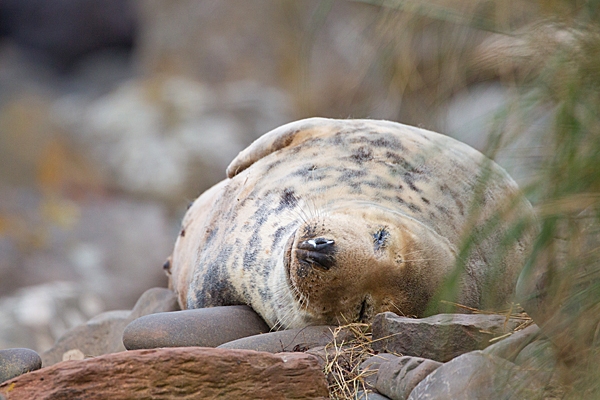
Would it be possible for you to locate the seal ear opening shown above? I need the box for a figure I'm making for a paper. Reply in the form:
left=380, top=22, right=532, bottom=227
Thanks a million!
left=226, top=117, right=336, bottom=178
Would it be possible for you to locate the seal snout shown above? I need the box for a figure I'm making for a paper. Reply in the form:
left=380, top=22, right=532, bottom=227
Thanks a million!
left=296, top=238, right=336, bottom=270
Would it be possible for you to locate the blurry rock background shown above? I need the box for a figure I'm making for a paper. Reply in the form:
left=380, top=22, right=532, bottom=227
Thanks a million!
left=0, top=0, right=558, bottom=353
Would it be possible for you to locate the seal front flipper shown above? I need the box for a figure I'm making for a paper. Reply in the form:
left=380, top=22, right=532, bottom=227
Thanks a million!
left=226, top=117, right=341, bottom=178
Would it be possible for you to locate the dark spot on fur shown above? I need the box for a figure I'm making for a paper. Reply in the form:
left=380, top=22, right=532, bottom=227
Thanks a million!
left=291, top=164, right=327, bottom=180
left=348, top=181, right=363, bottom=194
left=180, top=228, right=186, bottom=237
left=369, top=136, right=405, bottom=150
left=277, top=188, right=298, bottom=212
left=436, top=204, right=450, bottom=216
left=421, top=197, right=430, bottom=204
left=408, top=203, right=421, bottom=213
left=440, top=183, right=464, bottom=215
left=265, top=158, right=284, bottom=173
left=194, top=261, right=243, bottom=308
left=364, top=179, right=395, bottom=190
left=271, top=222, right=297, bottom=254
left=243, top=232, right=261, bottom=268
left=339, top=168, right=367, bottom=182
left=205, top=227, right=218, bottom=246
left=349, top=146, right=373, bottom=164
left=395, top=196, right=407, bottom=205
left=403, top=172, right=421, bottom=193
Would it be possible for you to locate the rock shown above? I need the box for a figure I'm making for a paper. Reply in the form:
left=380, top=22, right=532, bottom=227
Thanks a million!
left=407, top=351, right=543, bottom=399
left=359, top=353, right=400, bottom=387
left=372, top=312, right=522, bottom=362
left=218, top=325, right=350, bottom=353
left=0, top=187, right=174, bottom=313
left=514, top=339, right=557, bottom=386
left=375, top=356, right=443, bottom=400
left=483, top=323, right=540, bottom=361
left=0, top=348, right=41, bottom=384
left=357, top=390, right=391, bottom=399
left=128, top=287, right=180, bottom=319
left=0, top=281, right=104, bottom=353
left=58, top=76, right=291, bottom=203
left=42, top=287, right=179, bottom=366
left=0, top=347, right=329, bottom=399
left=123, top=306, right=269, bottom=349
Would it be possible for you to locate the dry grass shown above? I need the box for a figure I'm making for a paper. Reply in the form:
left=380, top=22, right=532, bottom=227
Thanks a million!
left=322, top=305, right=535, bottom=399
left=321, top=323, right=376, bottom=399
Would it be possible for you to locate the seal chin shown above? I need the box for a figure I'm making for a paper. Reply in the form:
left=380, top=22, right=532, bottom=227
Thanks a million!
left=280, top=209, right=460, bottom=326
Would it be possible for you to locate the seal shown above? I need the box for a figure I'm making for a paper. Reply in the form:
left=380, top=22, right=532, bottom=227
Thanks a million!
left=167, top=118, right=536, bottom=329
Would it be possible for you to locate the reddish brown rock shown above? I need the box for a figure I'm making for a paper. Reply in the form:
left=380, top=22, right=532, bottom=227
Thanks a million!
left=0, top=347, right=329, bottom=399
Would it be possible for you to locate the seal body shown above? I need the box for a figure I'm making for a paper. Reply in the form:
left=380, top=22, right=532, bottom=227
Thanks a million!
left=168, top=118, right=536, bottom=329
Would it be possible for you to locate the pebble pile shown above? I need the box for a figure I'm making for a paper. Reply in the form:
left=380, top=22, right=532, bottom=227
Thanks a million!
left=0, top=288, right=562, bottom=399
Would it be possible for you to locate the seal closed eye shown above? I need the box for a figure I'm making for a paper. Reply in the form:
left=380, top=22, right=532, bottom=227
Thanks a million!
left=168, top=118, right=537, bottom=329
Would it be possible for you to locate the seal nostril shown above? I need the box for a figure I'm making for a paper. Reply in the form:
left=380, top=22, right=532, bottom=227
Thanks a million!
left=298, top=238, right=335, bottom=253
left=296, top=237, right=336, bottom=270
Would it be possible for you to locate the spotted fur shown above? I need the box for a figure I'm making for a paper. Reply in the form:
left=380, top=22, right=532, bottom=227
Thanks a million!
left=168, top=118, right=536, bottom=329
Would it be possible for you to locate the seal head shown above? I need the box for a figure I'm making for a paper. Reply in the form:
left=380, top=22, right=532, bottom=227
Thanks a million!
left=282, top=206, right=458, bottom=327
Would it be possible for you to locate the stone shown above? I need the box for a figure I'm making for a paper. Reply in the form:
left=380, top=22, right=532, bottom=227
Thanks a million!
left=0, top=348, right=41, bottom=384
left=372, top=312, right=522, bottom=362
left=357, top=390, right=391, bottom=399
left=359, top=353, right=400, bottom=387
left=123, top=306, right=269, bottom=349
left=376, top=356, right=443, bottom=400
left=61, top=76, right=291, bottom=203
left=514, top=339, right=558, bottom=386
left=407, top=351, right=544, bottom=400
left=483, top=323, right=540, bottom=361
left=0, top=187, right=174, bottom=316
left=0, top=347, right=329, bottom=399
left=42, top=287, right=179, bottom=366
left=0, top=281, right=104, bottom=353
left=128, top=287, right=180, bottom=319
left=218, top=325, right=351, bottom=353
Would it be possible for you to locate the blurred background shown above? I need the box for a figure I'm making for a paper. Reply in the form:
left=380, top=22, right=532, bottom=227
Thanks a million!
left=0, top=1, right=598, bottom=384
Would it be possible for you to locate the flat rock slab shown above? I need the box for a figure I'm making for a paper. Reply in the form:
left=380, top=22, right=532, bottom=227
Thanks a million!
left=408, top=351, right=543, bottom=399
left=373, top=312, right=523, bottom=362
left=42, top=287, right=180, bottom=367
left=0, top=348, right=41, bottom=384
left=217, top=325, right=350, bottom=353
left=359, top=353, right=400, bottom=387
left=376, top=356, right=443, bottom=400
left=0, top=347, right=329, bottom=399
left=123, top=306, right=270, bottom=349
left=483, top=323, right=540, bottom=361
